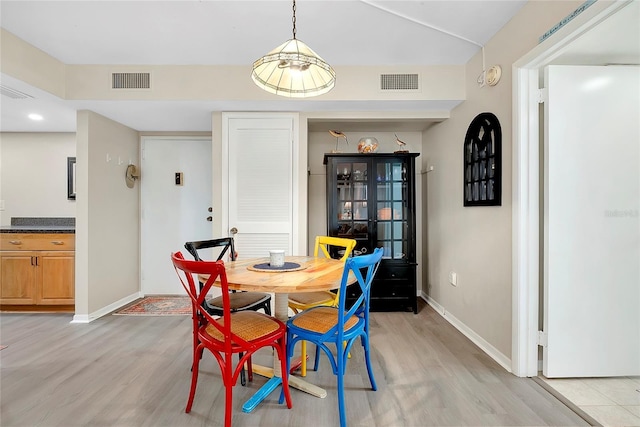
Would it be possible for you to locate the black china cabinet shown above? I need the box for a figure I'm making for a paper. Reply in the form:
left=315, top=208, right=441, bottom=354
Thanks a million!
left=323, top=152, right=419, bottom=313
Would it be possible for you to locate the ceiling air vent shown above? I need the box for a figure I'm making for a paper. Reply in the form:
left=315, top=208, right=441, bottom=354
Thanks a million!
left=112, top=72, right=151, bottom=89
left=380, top=74, right=419, bottom=91
left=0, top=84, right=34, bottom=99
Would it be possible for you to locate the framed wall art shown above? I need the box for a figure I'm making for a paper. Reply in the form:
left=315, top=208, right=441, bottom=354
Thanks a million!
left=463, top=113, right=502, bottom=206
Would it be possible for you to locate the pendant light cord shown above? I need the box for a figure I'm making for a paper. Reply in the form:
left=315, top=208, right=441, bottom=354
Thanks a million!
left=292, top=0, right=297, bottom=39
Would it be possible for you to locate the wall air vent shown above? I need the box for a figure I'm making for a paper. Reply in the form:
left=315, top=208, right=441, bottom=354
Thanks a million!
left=112, top=72, right=151, bottom=89
left=380, top=74, right=419, bottom=91
left=0, top=85, right=34, bottom=99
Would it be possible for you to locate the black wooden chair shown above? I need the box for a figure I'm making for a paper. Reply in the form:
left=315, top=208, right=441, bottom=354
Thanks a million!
left=184, top=237, right=272, bottom=385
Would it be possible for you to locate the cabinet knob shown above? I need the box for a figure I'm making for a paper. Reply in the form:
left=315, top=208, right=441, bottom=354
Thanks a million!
left=206, top=216, right=213, bottom=222
left=51, top=241, right=65, bottom=245
left=9, top=240, right=22, bottom=245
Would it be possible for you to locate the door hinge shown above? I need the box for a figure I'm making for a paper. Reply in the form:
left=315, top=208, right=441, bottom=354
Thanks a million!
left=537, top=88, right=548, bottom=104
left=537, top=330, right=548, bottom=347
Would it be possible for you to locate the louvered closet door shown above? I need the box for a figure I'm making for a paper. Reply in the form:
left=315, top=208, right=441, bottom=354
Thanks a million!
left=227, top=117, right=293, bottom=258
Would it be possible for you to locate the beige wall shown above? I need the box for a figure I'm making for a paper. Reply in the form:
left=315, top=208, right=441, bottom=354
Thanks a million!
left=0, top=29, right=66, bottom=98
left=422, top=0, right=585, bottom=360
left=65, top=64, right=464, bottom=103
left=0, top=132, right=76, bottom=225
left=75, top=111, right=140, bottom=318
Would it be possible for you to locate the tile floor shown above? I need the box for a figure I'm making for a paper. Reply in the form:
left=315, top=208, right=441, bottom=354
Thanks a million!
left=540, top=376, right=640, bottom=427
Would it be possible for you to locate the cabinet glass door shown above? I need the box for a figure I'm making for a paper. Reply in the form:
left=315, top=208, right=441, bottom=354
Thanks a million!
left=375, top=160, right=408, bottom=260
left=333, top=161, right=369, bottom=252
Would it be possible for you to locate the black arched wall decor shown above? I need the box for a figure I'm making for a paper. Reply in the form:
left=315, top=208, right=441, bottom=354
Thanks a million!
left=463, top=112, right=502, bottom=206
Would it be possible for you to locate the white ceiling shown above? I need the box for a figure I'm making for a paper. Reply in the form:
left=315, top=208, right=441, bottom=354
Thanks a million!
left=1, top=0, right=638, bottom=133
left=1, top=0, right=527, bottom=66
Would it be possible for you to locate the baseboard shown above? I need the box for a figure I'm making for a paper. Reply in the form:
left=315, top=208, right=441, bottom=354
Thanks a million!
left=71, top=291, right=143, bottom=323
left=421, top=293, right=512, bottom=373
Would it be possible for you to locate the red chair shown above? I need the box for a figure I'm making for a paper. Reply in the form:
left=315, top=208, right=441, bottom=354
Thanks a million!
left=185, top=237, right=271, bottom=385
left=171, top=252, right=292, bottom=427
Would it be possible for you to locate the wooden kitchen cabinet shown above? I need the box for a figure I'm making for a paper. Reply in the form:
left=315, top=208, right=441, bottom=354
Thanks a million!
left=0, top=233, right=75, bottom=307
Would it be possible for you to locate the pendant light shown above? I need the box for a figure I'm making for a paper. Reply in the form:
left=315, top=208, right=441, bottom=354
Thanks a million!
left=251, top=0, right=335, bottom=98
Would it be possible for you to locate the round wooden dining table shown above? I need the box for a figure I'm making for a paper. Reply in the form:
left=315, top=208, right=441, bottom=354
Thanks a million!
left=202, top=255, right=354, bottom=413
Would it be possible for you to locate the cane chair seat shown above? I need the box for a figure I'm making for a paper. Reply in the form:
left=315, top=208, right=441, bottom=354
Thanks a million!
left=289, top=306, right=359, bottom=334
left=204, top=311, right=282, bottom=343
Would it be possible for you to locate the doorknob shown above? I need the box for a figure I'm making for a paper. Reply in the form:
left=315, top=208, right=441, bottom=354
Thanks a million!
left=230, top=227, right=238, bottom=234
left=207, top=216, right=212, bottom=222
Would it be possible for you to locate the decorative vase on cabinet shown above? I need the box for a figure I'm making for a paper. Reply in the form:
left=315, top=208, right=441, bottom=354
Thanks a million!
left=324, top=152, right=419, bottom=313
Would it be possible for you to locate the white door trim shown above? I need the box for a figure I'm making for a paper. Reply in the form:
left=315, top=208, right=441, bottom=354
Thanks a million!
left=511, top=0, right=631, bottom=377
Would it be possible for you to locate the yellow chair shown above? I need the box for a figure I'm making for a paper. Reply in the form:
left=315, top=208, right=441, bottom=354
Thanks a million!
left=288, top=236, right=356, bottom=376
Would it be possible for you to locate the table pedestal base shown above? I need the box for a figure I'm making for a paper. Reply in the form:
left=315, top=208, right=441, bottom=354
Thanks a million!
left=242, top=376, right=283, bottom=413
left=244, top=362, right=327, bottom=412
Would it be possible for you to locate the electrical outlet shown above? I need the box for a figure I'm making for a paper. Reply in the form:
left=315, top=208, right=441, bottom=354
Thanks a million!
left=449, top=271, right=457, bottom=286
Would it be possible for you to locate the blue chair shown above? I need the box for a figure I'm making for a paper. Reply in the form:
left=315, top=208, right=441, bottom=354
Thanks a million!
left=284, top=247, right=383, bottom=427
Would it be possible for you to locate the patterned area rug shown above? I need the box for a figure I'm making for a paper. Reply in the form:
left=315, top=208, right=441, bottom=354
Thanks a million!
left=114, top=296, right=191, bottom=316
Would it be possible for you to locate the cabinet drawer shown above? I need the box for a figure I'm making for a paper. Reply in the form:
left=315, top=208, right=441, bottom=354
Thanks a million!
left=346, top=279, right=414, bottom=299
left=374, top=265, right=414, bottom=281
left=371, top=280, right=414, bottom=298
left=1, top=234, right=75, bottom=251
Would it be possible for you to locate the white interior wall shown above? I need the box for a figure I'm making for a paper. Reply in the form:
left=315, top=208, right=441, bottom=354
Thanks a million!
left=0, top=132, right=75, bottom=225
left=74, top=110, right=140, bottom=320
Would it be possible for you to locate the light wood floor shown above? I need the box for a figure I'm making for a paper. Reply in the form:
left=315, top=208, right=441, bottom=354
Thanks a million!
left=0, top=300, right=590, bottom=426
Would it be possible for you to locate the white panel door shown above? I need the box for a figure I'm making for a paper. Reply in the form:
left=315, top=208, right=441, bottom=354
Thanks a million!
left=141, top=137, right=212, bottom=294
left=226, top=117, right=293, bottom=258
left=543, top=65, right=640, bottom=377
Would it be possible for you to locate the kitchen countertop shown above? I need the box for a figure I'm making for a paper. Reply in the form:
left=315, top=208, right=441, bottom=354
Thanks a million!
left=1, top=225, right=75, bottom=234
left=1, top=217, right=75, bottom=234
